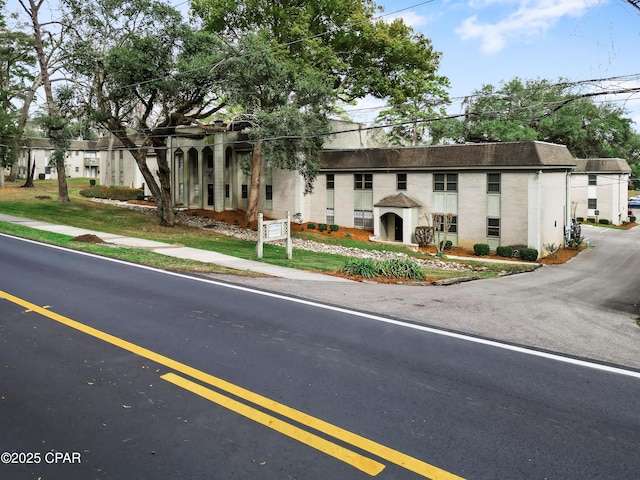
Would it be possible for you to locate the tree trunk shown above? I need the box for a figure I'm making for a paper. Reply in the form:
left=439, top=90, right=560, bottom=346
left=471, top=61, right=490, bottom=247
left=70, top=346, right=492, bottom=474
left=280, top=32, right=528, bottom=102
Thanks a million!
left=153, top=146, right=176, bottom=227
left=56, top=161, right=70, bottom=203
left=245, top=140, right=263, bottom=226
left=131, top=149, right=176, bottom=227
left=22, top=150, right=35, bottom=187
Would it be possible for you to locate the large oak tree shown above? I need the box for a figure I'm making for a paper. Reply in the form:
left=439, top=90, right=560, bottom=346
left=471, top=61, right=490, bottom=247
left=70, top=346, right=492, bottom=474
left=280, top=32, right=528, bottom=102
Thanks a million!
left=192, top=0, right=449, bottom=223
left=60, top=0, right=227, bottom=226
left=429, top=77, right=634, bottom=159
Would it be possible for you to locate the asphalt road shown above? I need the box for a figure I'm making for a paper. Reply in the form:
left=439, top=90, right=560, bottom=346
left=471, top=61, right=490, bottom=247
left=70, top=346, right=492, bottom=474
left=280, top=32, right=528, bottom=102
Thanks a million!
left=1, top=232, right=639, bottom=479
left=225, top=223, right=640, bottom=370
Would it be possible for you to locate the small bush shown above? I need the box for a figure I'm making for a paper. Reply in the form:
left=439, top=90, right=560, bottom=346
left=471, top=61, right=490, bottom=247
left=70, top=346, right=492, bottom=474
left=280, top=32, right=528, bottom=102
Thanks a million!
left=342, top=258, right=378, bottom=278
left=342, top=258, right=425, bottom=281
left=630, top=215, right=637, bottom=223
left=89, top=179, right=97, bottom=187
left=329, top=224, right=339, bottom=232
left=496, top=246, right=513, bottom=258
left=576, top=217, right=584, bottom=222
left=80, top=186, right=144, bottom=201
left=519, top=247, right=539, bottom=261
left=474, top=243, right=490, bottom=256
left=586, top=217, right=596, bottom=224
left=567, top=236, right=583, bottom=250
left=38, top=173, right=46, bottom=180
left=377, top=258, right=425, bottom=281
left=598, top=219, right=610, bottom=225
left=307, top=223, right=316, bottom=230
left=439, top=240, right=453, bottom=251
left=318, top=223, right=328, bottom=232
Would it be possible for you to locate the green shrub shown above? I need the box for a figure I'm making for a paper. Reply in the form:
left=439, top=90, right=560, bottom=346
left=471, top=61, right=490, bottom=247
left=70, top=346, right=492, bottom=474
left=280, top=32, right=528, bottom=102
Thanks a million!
left=318, top=223, right=327, bottom=232
left=576, top=217, right=584, bottom=222
left=630, top=215, right=637, bottom=223
left=341, top=258, right=378, bottom=278
left=474, top=243, right=490, bottom=256
left=586, top=217, right=596, bottom=223
left=89, top=179, right=96, bottom=187
left=329, top=224, right=339, bottom=232
left=342, top=258, right=425, bottom=281
left=307, top=223, right=316, bottom=230
left=38, top=173, right=46, bottom=180
left=439, top=240, right=452, bottom=251
left=520, top=247, right=539, bottom=261
left=80, top=186, right=144, bottom=201
left=377, top=259, right=425, bottom=281
left=496, top=246, right=513, bottom=258
left=598, top=219, right=610, bottom=225
left=567, top=236, right=583, bottom=250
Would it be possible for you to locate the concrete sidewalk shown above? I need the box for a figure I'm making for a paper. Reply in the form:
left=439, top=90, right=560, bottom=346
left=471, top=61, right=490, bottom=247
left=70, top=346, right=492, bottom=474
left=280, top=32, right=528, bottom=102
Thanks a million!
left=0, top=213, right=354, bottom=282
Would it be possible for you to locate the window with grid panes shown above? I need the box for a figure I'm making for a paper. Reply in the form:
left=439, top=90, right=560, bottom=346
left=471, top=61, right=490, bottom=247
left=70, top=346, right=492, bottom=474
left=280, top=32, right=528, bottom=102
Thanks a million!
left=487, top=217, right=500, bottom=237
left=588, top=174, right=597, bottom=186
left=397, top=173, right=407, bottom=190
left=354, top=173, right=372, bottom=190
left=588, top=198, right=597, bottom=209
left=487, top=173, right=501, bottom=193
left=434, top=173, right=457, bottom=191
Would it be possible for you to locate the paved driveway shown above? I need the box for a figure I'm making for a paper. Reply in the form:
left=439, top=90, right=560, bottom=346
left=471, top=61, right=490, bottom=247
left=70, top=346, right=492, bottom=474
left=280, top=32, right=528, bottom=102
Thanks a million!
left=219, top=224, right=640, bottom=370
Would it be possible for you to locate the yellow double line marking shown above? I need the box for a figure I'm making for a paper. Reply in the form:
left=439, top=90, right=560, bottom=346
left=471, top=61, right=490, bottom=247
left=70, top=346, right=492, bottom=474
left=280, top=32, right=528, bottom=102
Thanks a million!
left=1, top=289, right=464, bottom=479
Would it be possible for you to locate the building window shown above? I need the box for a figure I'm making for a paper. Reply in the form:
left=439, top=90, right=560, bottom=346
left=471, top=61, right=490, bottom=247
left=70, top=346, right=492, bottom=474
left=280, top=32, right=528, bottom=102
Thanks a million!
left=241, top=184, right=248, bottom=199
left=326, top=208, right=335, bottom=224
left=266, top=184, right=273, bottom=201
left=434, top=173, right=457, bottom=192
left=487, top=217, right=500, bottom=237
left=225, top=184, right=230, bottom=198
left=354, top=173, right=372, bottom=190
left=588, top=198, right=597, bottom=209
left=326, top=174, right=334, bottom=190
left=487, top=173, right=501, bottom=193
left=588, top=174, right=597, bottom=186
left=75, top=166, right=80, bottom=173
left=434, top=215, right=457, bottom=234
left=354, top=209, right=373, bottom=229
left=397, top=173, right=407, bottom=190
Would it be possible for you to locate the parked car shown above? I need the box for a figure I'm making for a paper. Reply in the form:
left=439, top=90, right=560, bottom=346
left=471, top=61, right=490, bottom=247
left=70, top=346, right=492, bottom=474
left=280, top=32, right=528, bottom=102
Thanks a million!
left=629, top=198, right=640, bottom=208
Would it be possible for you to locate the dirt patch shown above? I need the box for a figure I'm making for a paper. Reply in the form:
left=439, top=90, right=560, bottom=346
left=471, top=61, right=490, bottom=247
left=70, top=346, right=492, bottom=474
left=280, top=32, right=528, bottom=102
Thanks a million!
left=70, top=234, right=105, bottom=243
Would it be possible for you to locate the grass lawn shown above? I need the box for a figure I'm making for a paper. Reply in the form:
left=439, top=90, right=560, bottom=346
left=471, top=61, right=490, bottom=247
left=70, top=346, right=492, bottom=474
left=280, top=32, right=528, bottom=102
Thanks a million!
left=0, top=178, right=531, bottom=282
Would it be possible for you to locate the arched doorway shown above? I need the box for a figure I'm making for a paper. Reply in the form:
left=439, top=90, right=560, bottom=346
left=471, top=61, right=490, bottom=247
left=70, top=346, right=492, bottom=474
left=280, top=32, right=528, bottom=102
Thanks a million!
left=187, top=148, right=199, bottom=208
left=380, top=212, right=404, bottom=242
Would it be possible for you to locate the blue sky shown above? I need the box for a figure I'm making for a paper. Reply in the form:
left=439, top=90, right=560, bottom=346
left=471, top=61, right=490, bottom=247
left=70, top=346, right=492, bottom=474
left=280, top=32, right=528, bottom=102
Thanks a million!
left=349, top=0, right=640, bottom=130
left=6, top=0, right=639, bottom=131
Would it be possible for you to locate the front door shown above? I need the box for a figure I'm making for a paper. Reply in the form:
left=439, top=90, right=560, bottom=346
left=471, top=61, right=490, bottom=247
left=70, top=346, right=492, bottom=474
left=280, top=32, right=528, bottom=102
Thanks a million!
left=394, top=215, right=403, bottom=242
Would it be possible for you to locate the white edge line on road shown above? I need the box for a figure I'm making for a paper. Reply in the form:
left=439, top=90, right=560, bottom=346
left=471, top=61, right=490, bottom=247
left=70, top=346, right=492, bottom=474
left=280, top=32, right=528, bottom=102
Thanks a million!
left=3, top=232, right=640, bottom=380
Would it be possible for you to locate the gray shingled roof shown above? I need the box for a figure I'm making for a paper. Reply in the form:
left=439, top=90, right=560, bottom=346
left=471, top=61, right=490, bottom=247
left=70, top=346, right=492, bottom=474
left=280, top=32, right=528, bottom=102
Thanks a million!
left=320, top=141, right=576, bottom=171
left=573, top=158, right=631, bottom=173
left=374, top=193, right=422, bottom=208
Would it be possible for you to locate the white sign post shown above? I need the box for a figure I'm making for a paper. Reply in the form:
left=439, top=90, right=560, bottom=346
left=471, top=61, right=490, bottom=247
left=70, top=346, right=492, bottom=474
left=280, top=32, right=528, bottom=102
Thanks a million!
left=256, top=212, right=292, bottom=259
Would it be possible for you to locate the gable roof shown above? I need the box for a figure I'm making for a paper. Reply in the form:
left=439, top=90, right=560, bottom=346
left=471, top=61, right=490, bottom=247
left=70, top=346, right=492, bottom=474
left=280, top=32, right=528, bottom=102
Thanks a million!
left=374, top=193, right=421, bottom=208
left=573, top=158, right=631, bottom=174
left=319, top=141, right=576, bottom=171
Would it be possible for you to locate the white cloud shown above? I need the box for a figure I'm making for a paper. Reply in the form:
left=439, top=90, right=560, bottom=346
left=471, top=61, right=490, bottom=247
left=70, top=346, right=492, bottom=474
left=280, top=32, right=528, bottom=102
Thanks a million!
left=456, top=0, right=603, bottom=54
left=383, top=11, right=432, bottom=29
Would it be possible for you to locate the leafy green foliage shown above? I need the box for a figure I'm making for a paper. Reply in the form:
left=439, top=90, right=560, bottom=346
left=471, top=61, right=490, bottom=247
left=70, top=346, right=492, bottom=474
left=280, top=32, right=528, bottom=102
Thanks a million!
left=474, top=244, right=490, bottom=256
left=519, top=248, right=539, bottom=261
left=496, top=246, right=513, bottom=258
left=341, top=257, right=425, bottom=280
left=430, top=77, right=634, bottom=159
left=377, top=258, right=425, bottom=280
left=342, top=258, right=379, bottom=278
